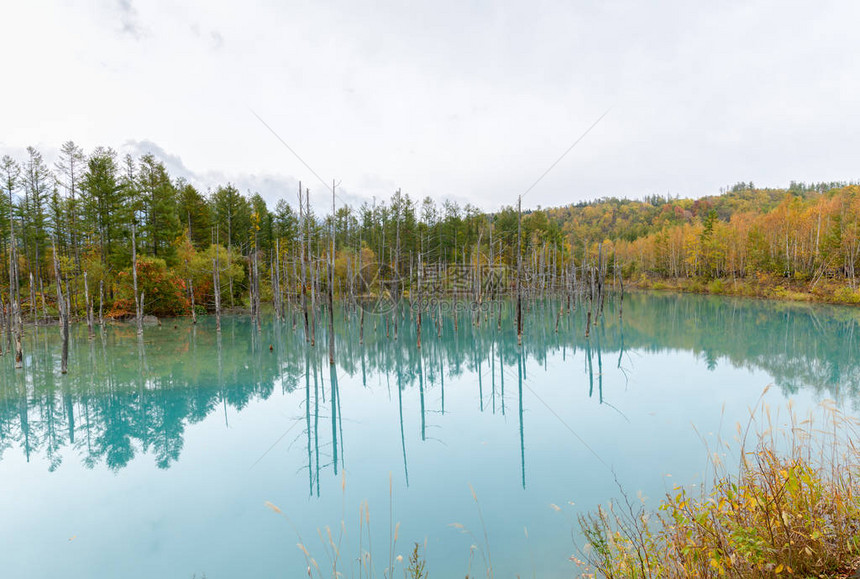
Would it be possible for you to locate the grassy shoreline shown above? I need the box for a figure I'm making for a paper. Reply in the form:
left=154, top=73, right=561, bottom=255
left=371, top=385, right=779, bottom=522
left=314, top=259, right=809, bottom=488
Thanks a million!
left=628, top=274, right=860, bottom=307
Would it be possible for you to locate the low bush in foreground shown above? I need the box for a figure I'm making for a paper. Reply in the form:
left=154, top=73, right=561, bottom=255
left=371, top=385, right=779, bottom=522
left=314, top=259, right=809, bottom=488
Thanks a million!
left=576, top=402, right=860, bottom=578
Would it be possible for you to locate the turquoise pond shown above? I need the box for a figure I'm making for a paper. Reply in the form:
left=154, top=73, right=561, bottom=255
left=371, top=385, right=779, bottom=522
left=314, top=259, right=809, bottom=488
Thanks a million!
left=1, top=292, right=858, bottom=577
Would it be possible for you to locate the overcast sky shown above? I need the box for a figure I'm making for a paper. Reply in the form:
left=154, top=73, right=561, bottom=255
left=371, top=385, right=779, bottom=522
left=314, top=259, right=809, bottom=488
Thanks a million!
left=2, top=0, right=858, bottom=212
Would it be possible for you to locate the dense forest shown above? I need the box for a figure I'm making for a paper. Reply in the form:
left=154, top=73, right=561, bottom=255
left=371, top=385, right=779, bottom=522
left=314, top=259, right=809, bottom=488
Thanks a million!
left=550, top=181, right=860, bottom=298
left=0, top=142, right=578, bottom=326
left=1, top=142, right=859, bottom=338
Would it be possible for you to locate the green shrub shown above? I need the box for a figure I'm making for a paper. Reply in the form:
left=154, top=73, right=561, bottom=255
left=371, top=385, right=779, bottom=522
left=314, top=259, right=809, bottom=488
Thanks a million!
left=834, top=286, right=860, bottom=304
left=707, top=279, right=724, bottom=294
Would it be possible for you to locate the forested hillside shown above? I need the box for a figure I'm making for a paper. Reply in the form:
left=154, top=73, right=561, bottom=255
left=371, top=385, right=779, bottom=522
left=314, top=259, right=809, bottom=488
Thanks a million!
left=547, top=181, right=860, bottom=300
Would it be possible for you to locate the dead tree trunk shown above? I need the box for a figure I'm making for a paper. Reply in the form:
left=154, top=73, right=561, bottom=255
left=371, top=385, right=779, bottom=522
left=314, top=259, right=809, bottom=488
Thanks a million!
left=39, top=275, right=48, bottom=323
left=308, top=189, right=316, bottom=347
left=10, top=241, right=22, bottom=369
left=132, top=223, right=143, bottom=336
left=328, top=180, right=336, bottom=365
left=53, top=239, right=69, bottom=374
left=274, top=239, right=283, bottom=322
left=213, top=228, right=222, bottom=333
left=516, top=195, right=523, bottom=346
left=416, top=251, right=422, bottom=349
left=252, top=231, right=261, bottom=334
left=84, top=271, right=94, bottom=340
left=290, top=250, right=298, bottom=330
left=99, top=279, right=105, bottom=330
left=299, top=184, right=310, bottom=343
left=0, top=295, right=5, bottom=356
left=29, top=272, right=36, bottom=324
left=187, top=258, right=197, bottom=325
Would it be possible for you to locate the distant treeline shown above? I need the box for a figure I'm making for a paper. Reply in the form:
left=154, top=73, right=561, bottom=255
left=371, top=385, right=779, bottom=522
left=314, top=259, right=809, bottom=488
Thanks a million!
left=1, top=142, right=859, bottom=321
left=0, top=142, right=576, bottom=319
left=548, top=182, right=860, bottom=293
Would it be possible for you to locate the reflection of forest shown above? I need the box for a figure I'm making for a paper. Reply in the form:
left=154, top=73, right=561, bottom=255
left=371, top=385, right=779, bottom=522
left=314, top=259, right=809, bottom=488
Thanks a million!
left=0, top=293, right=857, bottom=472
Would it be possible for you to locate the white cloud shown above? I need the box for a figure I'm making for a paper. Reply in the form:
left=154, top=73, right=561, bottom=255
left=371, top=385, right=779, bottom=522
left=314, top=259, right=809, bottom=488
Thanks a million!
left=1, top=0, right=858, bottom=213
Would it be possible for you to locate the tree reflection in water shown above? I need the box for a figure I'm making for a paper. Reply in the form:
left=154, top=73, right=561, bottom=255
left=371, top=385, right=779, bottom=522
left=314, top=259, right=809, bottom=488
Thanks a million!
left=0, top=293, right=858, bottom=474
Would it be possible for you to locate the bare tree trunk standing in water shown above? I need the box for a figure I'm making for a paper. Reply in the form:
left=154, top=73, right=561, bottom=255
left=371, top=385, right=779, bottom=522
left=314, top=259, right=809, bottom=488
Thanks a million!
left=358, top=242, right=364, bottom=345
left=0, top=295, right=5, bottom=356
left=84, top=271, right=94, bottom=340
left=53, top=239, right=69, bottom=374
left=132, top=223, right=143, bottom=336
left=597, top=241, right=606, bottom=317
left=516, top=195, right=523, bottom=346
left=273, top=239, right=282, bottom=322
left=39, top=275, right=48, bottom=323
left=98, top=279, right=105, bottom=330
left=416, top=251, right=422, bottom=349
left=299, top=184, right=310, bottom=343
left=2, top=155, right=23, bottom=366
left=213, top=227, right=222, bottom=333
left=0, top=300, right=4, bottom=354
left=227, top=204, right=234, bottom=310
left=8, top=188, right=23, bottom=368
left=29, top=272, right=36, bottom=325
left=187, top=258, right=197, bottom=325
left=306, top=187, right=315, bottom=347
left=248, top=253, right=255, bottom=327
left=14, top=314, right=22, bottom=368
left=328, top=180, right=336, bottom=365
left=392, top=190, right=403, bottom=341
left=252, top=227, right=261, bottom=334
left=290, top=250, right=298, bottom=330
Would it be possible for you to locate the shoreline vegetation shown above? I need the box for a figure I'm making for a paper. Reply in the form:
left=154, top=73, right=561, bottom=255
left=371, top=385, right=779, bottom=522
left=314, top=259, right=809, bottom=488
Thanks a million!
left=573, top=401, right=860, bottom=579
left=628, top=275, right=860, bottom=306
